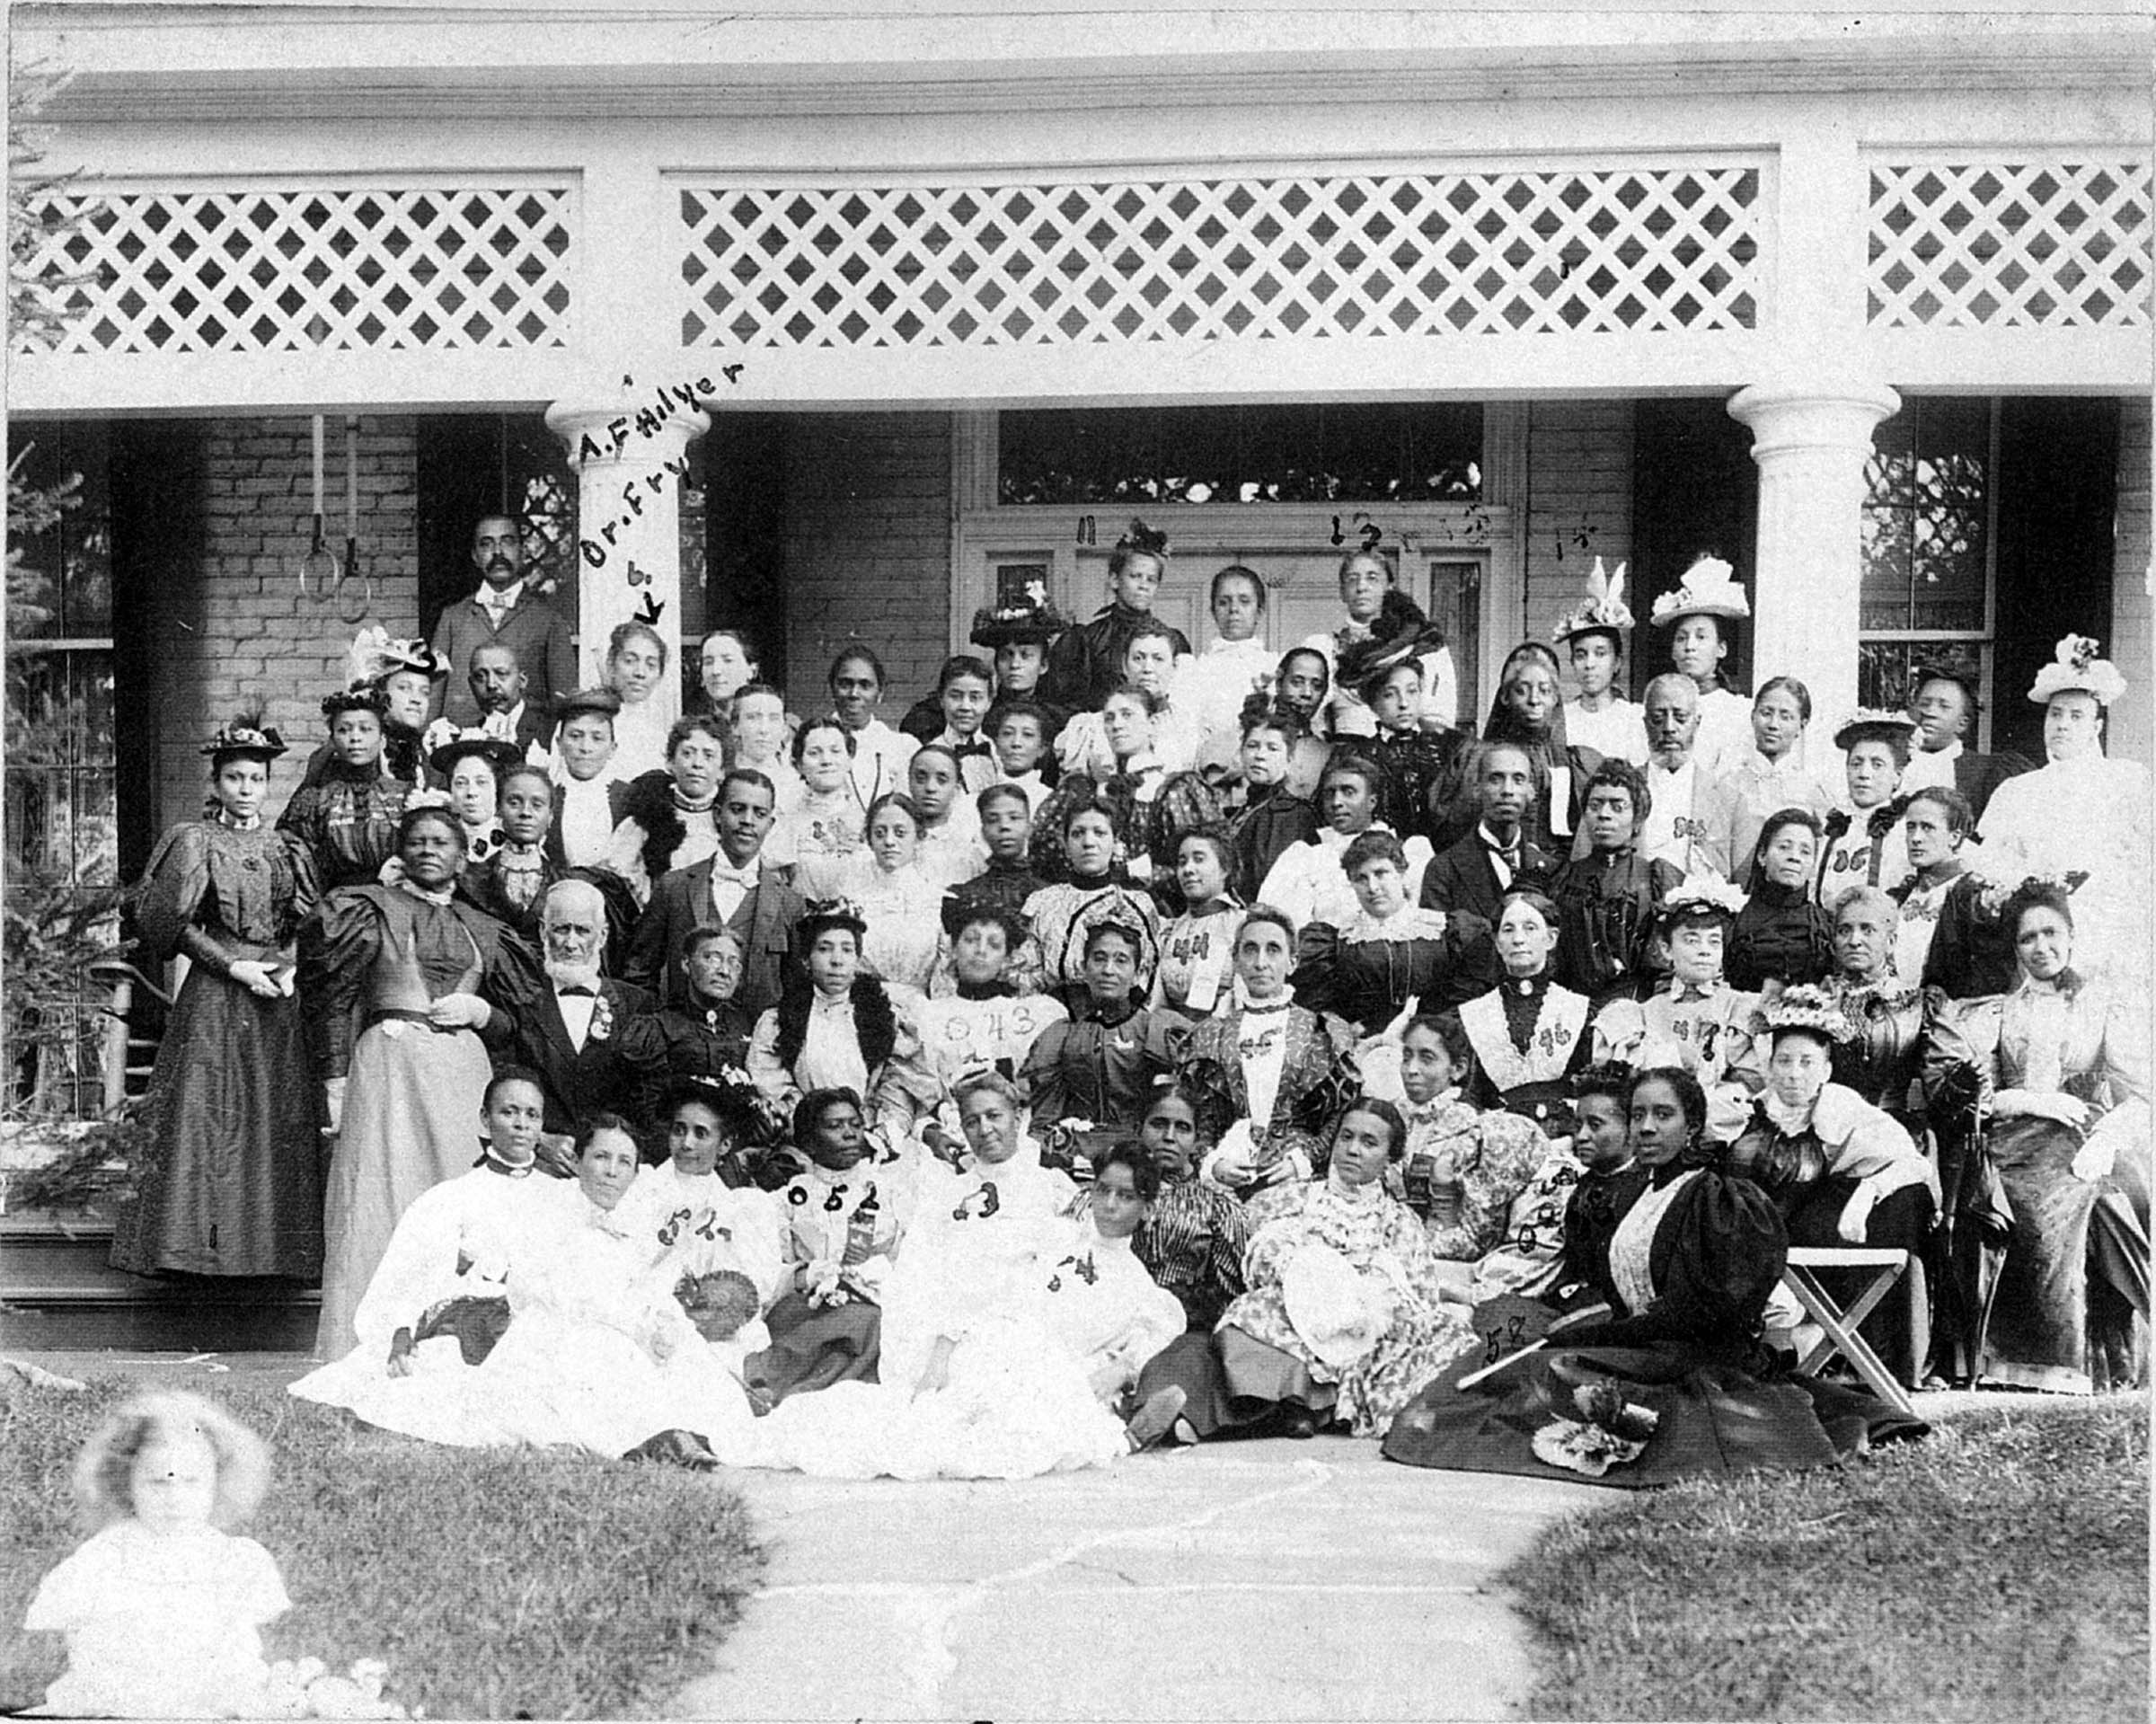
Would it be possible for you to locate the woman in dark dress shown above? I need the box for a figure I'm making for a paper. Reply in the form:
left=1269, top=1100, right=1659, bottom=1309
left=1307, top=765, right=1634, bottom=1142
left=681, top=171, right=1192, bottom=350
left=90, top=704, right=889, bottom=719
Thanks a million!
left=277, top=686, right=410, bottom=890
left=1725, top=986, right=1939, bottom=1387
left=113, top=710, right=324, bottom=1281
left=1473, top=642, right=1605, bottom=856
left=1385, top=1066, right=1927, bottom=1485
left=1725, top=808, right=1835, bottom=992
left=1290, top=829, right=1492, bottom=1032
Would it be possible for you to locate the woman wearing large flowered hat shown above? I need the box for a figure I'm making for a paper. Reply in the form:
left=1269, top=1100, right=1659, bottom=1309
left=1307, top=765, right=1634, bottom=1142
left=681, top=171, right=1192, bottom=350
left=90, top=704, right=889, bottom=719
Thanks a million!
left=1975, top=635, right=2150, bottom=983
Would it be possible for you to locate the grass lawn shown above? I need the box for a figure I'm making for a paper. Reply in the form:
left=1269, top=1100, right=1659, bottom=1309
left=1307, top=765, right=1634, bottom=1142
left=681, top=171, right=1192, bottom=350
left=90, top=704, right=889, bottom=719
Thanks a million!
left=1505, top=1396, right=2149, bottom=1722
left=1, top=1375, right=765, bottom=1720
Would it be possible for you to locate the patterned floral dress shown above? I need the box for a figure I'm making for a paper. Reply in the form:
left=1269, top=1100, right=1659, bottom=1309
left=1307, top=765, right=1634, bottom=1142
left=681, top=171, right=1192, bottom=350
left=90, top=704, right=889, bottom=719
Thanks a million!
left=1216, top=1175, right=1478, bottom=1436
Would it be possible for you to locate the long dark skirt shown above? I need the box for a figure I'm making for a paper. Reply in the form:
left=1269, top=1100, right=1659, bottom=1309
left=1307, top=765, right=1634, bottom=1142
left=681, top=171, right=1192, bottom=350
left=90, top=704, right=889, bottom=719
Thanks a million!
left=1779, top=1178, right=1935, bottom=1388
left=111, top=965, right=323, bottom=1279
left=1987, top=1115, right=2152, bottom=1392
left=1136, top=1327, right=1338, bottom=1439
left=1382, top=1342, right=1928, bottom=1490
left=745, top=1293, right=882, bottom=1405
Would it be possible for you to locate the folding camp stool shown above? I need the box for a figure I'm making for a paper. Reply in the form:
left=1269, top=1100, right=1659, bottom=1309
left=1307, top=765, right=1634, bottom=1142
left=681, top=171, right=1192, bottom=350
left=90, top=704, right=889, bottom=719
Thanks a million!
left=1780, top=1247, right=1916, bottom=1419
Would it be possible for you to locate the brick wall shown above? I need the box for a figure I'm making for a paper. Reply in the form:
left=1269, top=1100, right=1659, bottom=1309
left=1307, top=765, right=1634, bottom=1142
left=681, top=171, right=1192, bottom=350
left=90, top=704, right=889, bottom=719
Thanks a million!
left=164, top=415, right=420, bottom=829
left=776, top=412, right=953, bottom=713
left=2108, top=395, right=2152, bottom=766
left=1523, top=399, right=1635, bottom=691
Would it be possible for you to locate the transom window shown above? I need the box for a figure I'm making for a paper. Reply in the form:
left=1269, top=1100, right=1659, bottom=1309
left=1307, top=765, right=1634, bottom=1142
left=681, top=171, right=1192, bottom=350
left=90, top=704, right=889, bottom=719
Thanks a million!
left=997, top=403, right=1482, bottom=508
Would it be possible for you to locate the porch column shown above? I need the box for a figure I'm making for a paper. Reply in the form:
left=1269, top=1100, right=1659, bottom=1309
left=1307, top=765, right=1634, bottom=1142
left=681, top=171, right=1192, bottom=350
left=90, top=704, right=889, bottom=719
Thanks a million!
left=545, top=393, right=710, bottom=729
left=1726, top=381, right=1900, bottom=718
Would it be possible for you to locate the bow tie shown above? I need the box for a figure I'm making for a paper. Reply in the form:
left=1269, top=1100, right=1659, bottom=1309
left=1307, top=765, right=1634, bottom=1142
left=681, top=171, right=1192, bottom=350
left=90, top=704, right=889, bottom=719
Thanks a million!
left=1487, top=843, right=1522, bottom=868
left=711, top=862, right=759, bottom=887
left=950, top=738, right=993, bottom=759
left=557, top=985, right=598, bottom=998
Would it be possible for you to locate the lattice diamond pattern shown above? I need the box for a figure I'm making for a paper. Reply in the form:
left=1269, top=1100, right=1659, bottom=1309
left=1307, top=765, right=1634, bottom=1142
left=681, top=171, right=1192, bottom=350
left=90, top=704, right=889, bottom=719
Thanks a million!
left=1868, top=161, right=2153, bottom=329
left=677, top=168, right=1760, bottom=348
left=17, top=186, right=574, bottom=354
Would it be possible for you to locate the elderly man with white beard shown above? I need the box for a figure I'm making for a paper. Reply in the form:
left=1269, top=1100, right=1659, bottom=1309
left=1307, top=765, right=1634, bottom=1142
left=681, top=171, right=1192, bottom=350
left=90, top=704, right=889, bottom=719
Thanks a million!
left=516, top=878, right=656, bottom=1163
left=1638, top=673, right=1742, bottom=878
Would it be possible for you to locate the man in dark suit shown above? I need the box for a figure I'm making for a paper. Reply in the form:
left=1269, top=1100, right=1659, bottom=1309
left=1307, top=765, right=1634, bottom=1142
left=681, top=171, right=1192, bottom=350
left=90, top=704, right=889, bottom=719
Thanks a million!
left=463, top=642, right=554, bottom=758
left=624, top=768, right=803, bottom=1018
left=1418, top=740, right=1557, bottom=923
left=523, top=878, right=655, bottom=1145
left=1904, top=669, right=2033, bottom=824
left=429, top=514, right=580, bottom=726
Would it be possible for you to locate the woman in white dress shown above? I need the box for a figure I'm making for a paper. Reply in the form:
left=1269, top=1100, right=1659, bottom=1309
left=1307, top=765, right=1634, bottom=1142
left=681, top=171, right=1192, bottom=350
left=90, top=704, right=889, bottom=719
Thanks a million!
left=1177, top=564, right=1280, bottom=775
left=843, top=792, right=945, bottom=993
left=601, top=619, right=674, bottom=780
left=289, top=1115, right=763, bottom=1468
left=765, top=717, right=870, bottom=900
left=750, top=1077, right=1186, bottom=1478
left=1975, top=635, right=2152, bottom=986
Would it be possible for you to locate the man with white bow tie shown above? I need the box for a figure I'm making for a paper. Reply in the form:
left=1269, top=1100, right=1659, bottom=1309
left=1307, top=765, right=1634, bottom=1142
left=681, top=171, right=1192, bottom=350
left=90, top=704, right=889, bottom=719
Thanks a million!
left=518, top=879, right=654, bottom=1155
left=625, top=769, right=806, bottom=1019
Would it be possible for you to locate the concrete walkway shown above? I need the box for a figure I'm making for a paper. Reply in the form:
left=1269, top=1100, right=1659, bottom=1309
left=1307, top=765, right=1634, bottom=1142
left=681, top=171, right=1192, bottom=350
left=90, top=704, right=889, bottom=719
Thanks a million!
left=676, top=1439, right=1604, bottom=1722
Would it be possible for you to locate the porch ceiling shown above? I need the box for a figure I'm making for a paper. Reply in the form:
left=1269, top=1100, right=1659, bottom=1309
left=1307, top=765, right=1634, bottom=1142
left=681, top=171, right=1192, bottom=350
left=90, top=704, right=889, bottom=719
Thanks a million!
left=22, top=4, right=2150, bottom=122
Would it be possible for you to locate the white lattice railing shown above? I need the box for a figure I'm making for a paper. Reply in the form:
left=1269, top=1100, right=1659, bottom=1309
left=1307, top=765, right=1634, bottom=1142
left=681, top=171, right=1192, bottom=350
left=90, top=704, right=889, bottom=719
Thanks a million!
left=676, top=166, right=1762, bottom=349
left=1869, top=160, right=2153, bottom=330
left=16, top=185, right=575, bottom=355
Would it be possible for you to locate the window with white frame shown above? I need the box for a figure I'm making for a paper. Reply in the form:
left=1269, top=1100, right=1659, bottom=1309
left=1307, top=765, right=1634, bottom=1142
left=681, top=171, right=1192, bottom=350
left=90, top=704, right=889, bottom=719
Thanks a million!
left=1858, top=397, right=1993, bottom=729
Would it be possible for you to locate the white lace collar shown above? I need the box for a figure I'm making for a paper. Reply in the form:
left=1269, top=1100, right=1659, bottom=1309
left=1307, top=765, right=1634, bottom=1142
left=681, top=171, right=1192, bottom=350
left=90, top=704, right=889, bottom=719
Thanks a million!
left=1340, top=906, right=1451, bottom=945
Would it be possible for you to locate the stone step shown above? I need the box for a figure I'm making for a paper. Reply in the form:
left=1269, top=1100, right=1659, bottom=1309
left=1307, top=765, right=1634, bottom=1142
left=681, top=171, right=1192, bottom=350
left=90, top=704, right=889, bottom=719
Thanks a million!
left=0, top=1224, right=320, bottom=1353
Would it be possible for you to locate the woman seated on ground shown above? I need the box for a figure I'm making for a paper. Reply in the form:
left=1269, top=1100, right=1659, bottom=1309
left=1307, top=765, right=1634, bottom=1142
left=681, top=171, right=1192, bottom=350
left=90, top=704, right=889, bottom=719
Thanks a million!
left=1383, top=1066, right=1927, bottom=1485
left=1455, top=889, right=1595, bottom=1146
left=1725, top=809, right=1835, bottom=993
left=1392, top=1012, right=1574, bottom=1309
left=842, top=792, right=944, bottom=995
left=1013, top=797, right=1163, bottom=996
left=748, top=903, right=900, bottom=1118
left=1726, top=986, right=1940, bottom=1389
left=744, top=1086, right=916, bottom=1409
left=1927, top=880, right=2151, bottom=1393
left=1152, top=828, right=1243, bottom=1020
left=1179, top=906, right=1356, bottom=1194
left=287, top=1071, right=555, bottom=1410
left=1292, top=829, right=1493, bottom=1034
left=748, top=1084, right=1186, bottom=1478
left=610, top=1077, right=790, bottom=1322
left=1093, top=1087, right=1252, bottom=1334
left=765, top=717, right=870, bottom=901
left=1145, top=1100, right=1479, bottom=1443
left=293, top=1114, right=763, bottom=1471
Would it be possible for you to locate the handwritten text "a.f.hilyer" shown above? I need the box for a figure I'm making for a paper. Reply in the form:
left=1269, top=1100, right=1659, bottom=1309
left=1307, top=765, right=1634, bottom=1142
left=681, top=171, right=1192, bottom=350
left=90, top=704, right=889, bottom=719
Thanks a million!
left=575, top=368, right=744, bottom=570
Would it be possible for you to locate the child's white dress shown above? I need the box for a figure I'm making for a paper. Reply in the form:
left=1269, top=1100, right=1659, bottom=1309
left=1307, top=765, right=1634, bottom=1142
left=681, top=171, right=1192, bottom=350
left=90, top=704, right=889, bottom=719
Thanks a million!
left=26, top=1521, right=289, bottom=1718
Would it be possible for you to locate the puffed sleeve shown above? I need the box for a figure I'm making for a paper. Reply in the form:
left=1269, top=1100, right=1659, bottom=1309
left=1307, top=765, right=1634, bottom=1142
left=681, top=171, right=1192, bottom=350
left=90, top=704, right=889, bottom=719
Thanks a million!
left=1564, top=1170, right=1787, bottom=1348
left=131, top=825, right=215, bottom=968
left=473, top=915, right=547, bottom=1052
left=1288, top=921, right=1345, bottom=1017
left=349, top=1182, right=465, bottom=1357
left=2099, top=987, right=2150, bottom=1105
left=278, top=831, right=322, bottom=941
left=22, top=1536, right=107, bottom=1631
left=747, top=1006, right=792, bottom=1104
left=298, top=888, right=384, bottom=1079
